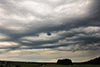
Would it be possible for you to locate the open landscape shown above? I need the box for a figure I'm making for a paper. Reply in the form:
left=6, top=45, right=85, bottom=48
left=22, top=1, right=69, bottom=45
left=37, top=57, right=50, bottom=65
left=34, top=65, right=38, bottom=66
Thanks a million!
left=0, top=0, right=100, bottom=67
left=0, top=57, right=100, bottom=67
left=40, top=64, right=100, bottom=67
left=0, top=63, right=100, bottom=67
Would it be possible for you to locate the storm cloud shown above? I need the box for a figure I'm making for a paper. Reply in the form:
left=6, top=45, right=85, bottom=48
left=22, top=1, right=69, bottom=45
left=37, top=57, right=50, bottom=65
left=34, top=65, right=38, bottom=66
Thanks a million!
left=0, top=0, right=100, bottom=62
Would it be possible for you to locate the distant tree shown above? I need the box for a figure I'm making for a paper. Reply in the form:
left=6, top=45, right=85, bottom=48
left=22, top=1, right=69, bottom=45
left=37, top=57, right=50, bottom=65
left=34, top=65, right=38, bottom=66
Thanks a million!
left=16, top=65, right=21, bottom=67
left=57, top=59, right=73, bottom=65
left=0, top=65, right=3, bottom=67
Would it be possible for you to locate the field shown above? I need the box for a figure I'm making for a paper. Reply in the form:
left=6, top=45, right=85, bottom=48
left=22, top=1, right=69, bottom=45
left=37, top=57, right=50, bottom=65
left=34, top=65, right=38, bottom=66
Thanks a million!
left=0, top=63, right=100, bottom=67
left=41, top=64, right=100, bottom=67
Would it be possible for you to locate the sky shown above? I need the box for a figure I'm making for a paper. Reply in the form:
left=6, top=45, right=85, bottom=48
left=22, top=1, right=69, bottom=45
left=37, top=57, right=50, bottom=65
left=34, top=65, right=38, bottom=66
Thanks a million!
left=0, top=0, right=100, bottom=62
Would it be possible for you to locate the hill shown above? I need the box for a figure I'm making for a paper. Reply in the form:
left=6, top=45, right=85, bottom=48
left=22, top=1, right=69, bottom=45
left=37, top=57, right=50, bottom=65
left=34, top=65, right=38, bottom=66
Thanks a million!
left=83, top=57, right=100, bottom=64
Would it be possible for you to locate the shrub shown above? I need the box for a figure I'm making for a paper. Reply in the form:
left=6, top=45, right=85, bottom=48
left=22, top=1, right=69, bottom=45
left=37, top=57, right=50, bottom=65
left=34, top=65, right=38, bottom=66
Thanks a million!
left=16, top=65, right=21, bottom=67
left=0, top=65, right=3, bottom=67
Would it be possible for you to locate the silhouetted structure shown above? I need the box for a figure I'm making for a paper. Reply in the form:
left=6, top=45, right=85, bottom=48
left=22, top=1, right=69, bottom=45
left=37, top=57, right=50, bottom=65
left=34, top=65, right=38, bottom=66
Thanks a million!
left=57, top=59, right=73, bottom=65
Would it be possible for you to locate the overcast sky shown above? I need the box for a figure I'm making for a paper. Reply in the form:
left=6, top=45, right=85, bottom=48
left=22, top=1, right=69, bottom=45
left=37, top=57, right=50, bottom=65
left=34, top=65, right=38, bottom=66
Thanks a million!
left=0, top=0, right=100, bottom=62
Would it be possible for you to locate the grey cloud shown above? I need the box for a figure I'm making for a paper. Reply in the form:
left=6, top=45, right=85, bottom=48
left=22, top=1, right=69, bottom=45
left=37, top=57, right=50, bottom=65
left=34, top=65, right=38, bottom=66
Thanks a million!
left=0, top=0, right=100, bottom=53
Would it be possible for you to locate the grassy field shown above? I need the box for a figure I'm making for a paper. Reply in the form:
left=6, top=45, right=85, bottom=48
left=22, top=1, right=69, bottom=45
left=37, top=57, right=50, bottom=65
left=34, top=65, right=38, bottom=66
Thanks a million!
left=0, top=63, right=41, bottom=67
left=0, top=63, right=100, bottom=67
left=41, top=64, right=100, bottom=67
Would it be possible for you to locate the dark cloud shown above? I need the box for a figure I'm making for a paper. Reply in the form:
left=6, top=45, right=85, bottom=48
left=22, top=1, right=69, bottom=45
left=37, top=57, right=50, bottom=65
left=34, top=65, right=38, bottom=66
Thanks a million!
left=0, top=0, right=100, bottom=62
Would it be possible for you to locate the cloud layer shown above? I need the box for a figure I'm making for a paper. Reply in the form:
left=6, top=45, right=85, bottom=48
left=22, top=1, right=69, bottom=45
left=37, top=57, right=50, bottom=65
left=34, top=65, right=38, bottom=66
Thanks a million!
left=0, top=0, right=100, bottom=62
